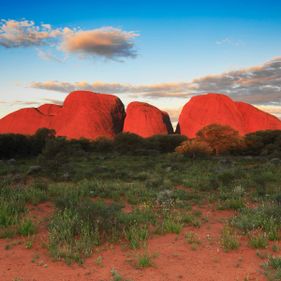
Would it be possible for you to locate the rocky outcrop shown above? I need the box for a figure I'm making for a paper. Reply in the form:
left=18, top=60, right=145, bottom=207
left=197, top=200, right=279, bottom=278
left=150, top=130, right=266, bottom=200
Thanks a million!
left=0, top=91, right=125, bottom=139
left=51, top=91, right=125, bottom=139
left=177, top=93, right=281, bottom=137
left=123, top=102, right=173, bottom=137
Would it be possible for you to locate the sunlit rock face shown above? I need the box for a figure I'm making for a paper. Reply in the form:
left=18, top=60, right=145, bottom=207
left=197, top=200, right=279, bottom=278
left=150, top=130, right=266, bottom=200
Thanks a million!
left=177, top=93, right=281, bottom=137
left=0, top=108, right=53, bottom=135
left=0, top=91, right=125, bottom=140
left=51, top=91, right=126, bottom=140
left=37, top=104, right=62, bottom=116
left=1, top=91, right=280, bottom=140
left=123, top=101, right=174, bottom=137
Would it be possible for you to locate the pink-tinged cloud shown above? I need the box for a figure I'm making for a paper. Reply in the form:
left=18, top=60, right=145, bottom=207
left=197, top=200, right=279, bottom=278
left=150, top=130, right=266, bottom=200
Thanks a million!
left=61, top=27, right=138, bottom=59
left=0, top=19, right=138, bottom=60
left=0, top=19, right=65, bottom=48
left=30, top=57, right=281, bottom=104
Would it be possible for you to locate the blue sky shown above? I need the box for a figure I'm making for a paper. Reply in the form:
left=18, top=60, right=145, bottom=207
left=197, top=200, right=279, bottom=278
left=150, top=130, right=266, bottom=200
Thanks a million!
left=1, top=0, right=281, bottom=122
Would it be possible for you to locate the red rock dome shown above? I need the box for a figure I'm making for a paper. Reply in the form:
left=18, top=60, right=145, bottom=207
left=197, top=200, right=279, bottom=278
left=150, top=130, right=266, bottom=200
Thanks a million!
left=236, top=101, right=281, bottom=133
left=123, top=101, right=173, bottom=137
left=0, top=91, right=125, bottom=139
left=177, top=93, right=281, bottom=137
left=51, top=91, right=125, bottom=139
left=0, top=108, right=51, bottom=135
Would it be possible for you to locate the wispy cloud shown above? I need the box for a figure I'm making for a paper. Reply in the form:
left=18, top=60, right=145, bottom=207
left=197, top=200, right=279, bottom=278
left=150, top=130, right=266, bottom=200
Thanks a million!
left=0, top=19, right=138, bottom=60
left=30, top=80, right=192, bottom=98
left=30, top=57, right=281, bottom=106
left=216, top=37, right=243, bottom=47
left=36, top=48, right=64, bottom=63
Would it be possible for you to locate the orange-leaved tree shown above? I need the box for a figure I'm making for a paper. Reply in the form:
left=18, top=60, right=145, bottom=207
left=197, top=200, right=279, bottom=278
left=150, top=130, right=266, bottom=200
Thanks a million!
left=175, top=138, right=212, bottom=158
left=196, top=124, right=243, bottom=155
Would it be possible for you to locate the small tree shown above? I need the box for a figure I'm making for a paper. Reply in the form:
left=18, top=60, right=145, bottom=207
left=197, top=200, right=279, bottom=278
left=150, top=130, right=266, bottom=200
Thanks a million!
left=196, top=124, right=243, bottom=155
left=175, top=139, right=212, bottom=158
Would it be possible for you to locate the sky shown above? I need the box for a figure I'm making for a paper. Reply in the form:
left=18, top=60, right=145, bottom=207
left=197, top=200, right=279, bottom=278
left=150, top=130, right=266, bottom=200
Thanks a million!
left=1, top=0, right=281, bottom=125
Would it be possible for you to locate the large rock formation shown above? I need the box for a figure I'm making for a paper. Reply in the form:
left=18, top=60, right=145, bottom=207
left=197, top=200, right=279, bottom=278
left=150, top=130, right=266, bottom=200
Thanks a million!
left=123, top=101, right=173, bottom=137
left=177, top=93, right=281, bottom=137
left=1, top=91, right=280, bottom=140
left=0, top=108, right=52, bottom=135
left=0, top=91, right=125, bottom=139
left=52, top=91, right=125, bottom=139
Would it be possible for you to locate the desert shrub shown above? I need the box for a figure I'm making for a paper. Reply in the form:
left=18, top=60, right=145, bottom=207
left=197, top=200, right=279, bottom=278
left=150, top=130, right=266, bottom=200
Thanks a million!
left=263, top=256, right=281, bottom=280
left=231, top=204, right=281, bottom=239
left=249, top=233, right=268, bottom=249
left=0, top=128, right=56, bottom=159
left=49, top=199, right=124, bottom=263
left=175, top=139, right=212, bottom=158
left=90, top=137, right=114, bottom=153
left=38, top=138, right=85, bottom=177
left=125, top=224, right=149, bottom=249
left=146, top=134, right=187, bottom=153
left=114, top=133, right=145, bottom=154
left=135, top=252, right=156, bottom=268
left=196, top=124, right=244, bottom=155
left=18, top=219, right=36, bottom=236
left=31, top=128, right=56, bottom=155
left=0, top=134, right=32, bottom=159
left=243, top=130, right=281, bottom=157
left=221, top=226, right=240, bottom=251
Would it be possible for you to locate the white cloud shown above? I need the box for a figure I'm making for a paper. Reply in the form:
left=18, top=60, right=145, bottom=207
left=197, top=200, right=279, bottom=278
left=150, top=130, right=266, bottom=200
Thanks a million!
left=0, top=19, right=138, bottom=60
left=0, top=19, right=63, bottom=48
left=216, top=38, right=243, bottom=47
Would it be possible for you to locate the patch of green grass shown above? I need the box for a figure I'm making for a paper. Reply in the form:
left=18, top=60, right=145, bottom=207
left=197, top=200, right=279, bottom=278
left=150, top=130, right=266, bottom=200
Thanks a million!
left=161, top=215, right=183, bottom=234
left=221, top=226, right=240, bottom=252
left=263, top=256, right=281, bottom=281
left=125, top=224, right=148, bottom=249
left=18, top=219, right=36, bottom=236
left=217, top=197, right=245, bottom=210
left=249, top=233, right=268, bottom=249
left=231, top=205, right=281, bottom=240
left=135, top=252, right=156, bottom=269
left=181, top=213, right=202, bottom=227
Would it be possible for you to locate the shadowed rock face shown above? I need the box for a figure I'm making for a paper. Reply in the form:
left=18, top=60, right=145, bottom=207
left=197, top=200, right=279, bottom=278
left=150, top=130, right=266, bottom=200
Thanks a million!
left=0, top=91, right=126, bottom=140
left=123, top=101, right=174, bottom=137
left=177, top=93, right=281, bottom=137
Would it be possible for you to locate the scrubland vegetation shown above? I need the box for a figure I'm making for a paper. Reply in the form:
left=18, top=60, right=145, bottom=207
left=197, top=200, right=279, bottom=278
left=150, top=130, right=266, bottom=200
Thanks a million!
left=1, top=125, right=281, bottom=280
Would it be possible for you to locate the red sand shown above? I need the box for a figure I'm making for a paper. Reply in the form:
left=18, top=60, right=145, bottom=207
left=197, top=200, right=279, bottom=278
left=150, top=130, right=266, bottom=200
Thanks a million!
left=0, top=203, right=268, bottom=281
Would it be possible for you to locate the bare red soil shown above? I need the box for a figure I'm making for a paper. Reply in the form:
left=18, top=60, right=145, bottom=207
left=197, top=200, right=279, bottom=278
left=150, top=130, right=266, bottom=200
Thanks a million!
left=0, top=202, right=269, bottom=281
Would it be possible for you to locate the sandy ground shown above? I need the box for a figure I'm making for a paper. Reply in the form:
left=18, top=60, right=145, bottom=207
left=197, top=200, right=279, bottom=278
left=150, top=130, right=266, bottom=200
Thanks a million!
left=0, top=202, right=268, bottom=281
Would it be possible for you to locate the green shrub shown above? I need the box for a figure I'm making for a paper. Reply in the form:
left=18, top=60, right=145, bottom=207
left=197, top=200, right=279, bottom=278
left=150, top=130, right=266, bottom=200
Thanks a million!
left=125, top=224, right=148, bottom=249
left=249, top=233, right=268, bottom=249
left=18, top=219, right=36, bottom=236
left=221, top=226, right=240, bottom=251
